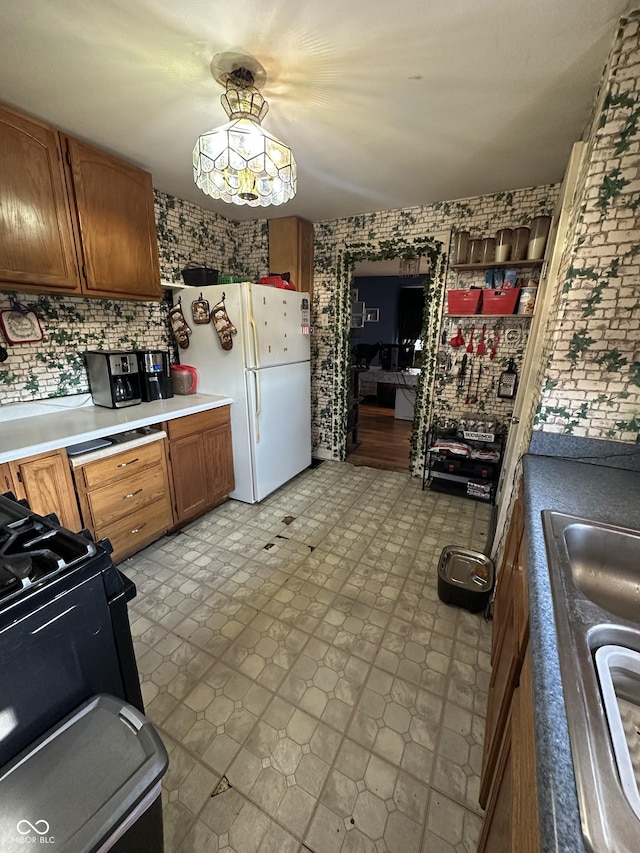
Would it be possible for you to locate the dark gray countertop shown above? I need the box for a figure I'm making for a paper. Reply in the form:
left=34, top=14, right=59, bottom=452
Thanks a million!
left=522, top=443, right=640, bottom=853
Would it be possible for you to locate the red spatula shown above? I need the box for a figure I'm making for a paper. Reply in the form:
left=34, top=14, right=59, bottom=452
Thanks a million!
left=466, top=324, right=475, bottom=354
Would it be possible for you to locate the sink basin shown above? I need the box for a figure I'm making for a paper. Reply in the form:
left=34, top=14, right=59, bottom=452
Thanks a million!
left=563, top=521, right=640, bottom=622
left=542, top=511, right=640, bottom=853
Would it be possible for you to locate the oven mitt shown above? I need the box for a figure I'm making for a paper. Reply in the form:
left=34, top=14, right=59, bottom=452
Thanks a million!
left=169, top=302, right=192, bottom=349
left=211, top=299, right=237, bottom=351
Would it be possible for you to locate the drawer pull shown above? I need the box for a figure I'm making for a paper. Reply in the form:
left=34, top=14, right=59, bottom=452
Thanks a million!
left=117, top=457, right=139, bottom=468
left=130, top=523, right=146, bottom=535
left=123, top=488, right=143, bottom=499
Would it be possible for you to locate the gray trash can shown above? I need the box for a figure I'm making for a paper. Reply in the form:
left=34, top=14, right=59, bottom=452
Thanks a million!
left=0, top=694, right=168, bottom=853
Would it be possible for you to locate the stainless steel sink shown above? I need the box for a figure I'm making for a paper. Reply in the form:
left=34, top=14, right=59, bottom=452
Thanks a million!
left=542, top=512, right=640, bottom=853
left=562, top=521, right=640, bottom=622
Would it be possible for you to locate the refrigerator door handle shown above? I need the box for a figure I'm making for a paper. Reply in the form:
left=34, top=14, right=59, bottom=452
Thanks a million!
left=249, top=311, right=260, bottom=369
left=249, top=369, right=261, bottom=443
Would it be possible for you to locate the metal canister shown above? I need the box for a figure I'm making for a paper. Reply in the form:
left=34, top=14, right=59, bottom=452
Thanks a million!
left=517, top=286, right=537, bottom=315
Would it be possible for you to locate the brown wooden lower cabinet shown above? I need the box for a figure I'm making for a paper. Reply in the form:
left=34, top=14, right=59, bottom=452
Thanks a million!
left=3, top=405, right=234, bottom=561
left=165, top=406, right=235, bottom=526
left=8, top=448, right=81, bottom=531
left=479, top=483, right=539, bottom=851
left=72, top=437, right=172, bottom=563
left=479, top=646, right=539, bottom=852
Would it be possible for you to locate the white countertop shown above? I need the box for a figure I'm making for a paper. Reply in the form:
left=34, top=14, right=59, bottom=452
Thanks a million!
left=0, top=393, right=232, bottom=464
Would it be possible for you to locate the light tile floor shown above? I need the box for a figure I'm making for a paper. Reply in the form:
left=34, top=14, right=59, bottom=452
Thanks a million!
left=124, top=461, right=493, bottom=853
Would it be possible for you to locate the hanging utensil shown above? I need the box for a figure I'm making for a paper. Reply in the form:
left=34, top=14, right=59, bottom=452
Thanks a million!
left=451, top=325, right=465, bottom=347
left=497, top=358, right=518, bottom=399
left=489, top=329, right=501, bottom=360
left=472, top=362, right=482, bottom=403
left=457, top=353, right=468, bottom=390
left=477, top=324, right=487, bottom=356
left=465, top=362, right=474, bottom=404
left=466, top=324, right=475, bottom=354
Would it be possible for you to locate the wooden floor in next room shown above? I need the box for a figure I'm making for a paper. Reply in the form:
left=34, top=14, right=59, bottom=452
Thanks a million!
left=347, top=404, right=413, bottom=473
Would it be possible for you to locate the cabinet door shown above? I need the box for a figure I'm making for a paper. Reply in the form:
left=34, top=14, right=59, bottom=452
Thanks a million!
left=480, top=492, right=527, bottom=809
left=478, top=706, right=513, bottom=853
left=0, top=463, right=15, bottom=495
left=512, top=648, right=540, bottom=853
left=9, top=450, right=81, bottom=532
left=169, top=433, right=209, bottom=523
left=479, top=646, right=540, bottom=853
left=0, top=104, right=81, bottom=293
left=203, top=424, right=235, bottom=507
left=64, top=136, right=161, bottom=301
left=268, top=216, right=314, bottom=298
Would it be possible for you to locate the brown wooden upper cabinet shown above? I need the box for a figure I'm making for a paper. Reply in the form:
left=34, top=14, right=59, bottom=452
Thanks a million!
left=268, top=216, right=314, bottom=300
left=0, top=102, right=162, bottom=301
left=0, top=104, right=82, bottom=293
left=63, top=136, right=161, bottom=300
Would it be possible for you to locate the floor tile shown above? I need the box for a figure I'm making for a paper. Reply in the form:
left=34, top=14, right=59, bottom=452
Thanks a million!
left=125, top=461, right=492, bottom=852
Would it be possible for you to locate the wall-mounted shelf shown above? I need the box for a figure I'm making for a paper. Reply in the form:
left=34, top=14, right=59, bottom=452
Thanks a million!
left=451, top=259, right=544, bottom=271
left=161, top=280, right=185, bottom=290
left=446, top=313, right=532, bottom=319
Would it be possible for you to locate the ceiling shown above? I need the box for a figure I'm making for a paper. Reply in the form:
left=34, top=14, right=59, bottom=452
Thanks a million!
left=0, top=0, right=631, bottom=223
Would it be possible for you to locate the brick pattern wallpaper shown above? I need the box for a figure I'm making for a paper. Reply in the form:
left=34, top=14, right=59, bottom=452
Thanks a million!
left=311, top=185, right=558, bottom=462
left=0, top=191, right=267, bottom=404
left=535, top=11, right=640, bottom=441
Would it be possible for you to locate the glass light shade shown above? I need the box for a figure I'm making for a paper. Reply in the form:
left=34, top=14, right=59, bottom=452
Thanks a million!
left=194, top=118, right=296, bottom=207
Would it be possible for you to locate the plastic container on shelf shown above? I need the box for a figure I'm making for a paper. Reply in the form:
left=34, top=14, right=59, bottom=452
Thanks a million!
left=452, top=230, right=470, bottom=265
left=447, top=289, right=483, bottom=314
left=481, top=288, right=519, bottom=314
left=495, top=228, right=513, bottom=263
left=511, top=226, right=530, bottom=261
left=517, top=286, right=538, bottom=315
left=468, top=238, right=483, bottom=264
left=527, top=215, right=552, bottom=259
left=480, top=237, right=496, bottom=264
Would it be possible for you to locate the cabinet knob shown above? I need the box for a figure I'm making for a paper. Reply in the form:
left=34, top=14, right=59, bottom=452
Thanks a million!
left=130, top=523, right=146, bottom=535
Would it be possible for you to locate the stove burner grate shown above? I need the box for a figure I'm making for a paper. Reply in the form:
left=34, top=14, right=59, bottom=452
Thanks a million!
left=0, top=514, right=96, bottom=602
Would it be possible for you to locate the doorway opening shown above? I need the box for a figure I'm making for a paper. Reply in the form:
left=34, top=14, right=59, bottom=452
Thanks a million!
left=347, top=271, right=426, bottom=472
left=331, top=235, right=449, bottom=477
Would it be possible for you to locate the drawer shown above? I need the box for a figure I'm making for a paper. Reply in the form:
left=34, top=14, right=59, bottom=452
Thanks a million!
left=96, top=497, right=171, bottom=563
left=85, top=464, right=169, bottom=529
left=165, top=406, right=230, bottom=441
left=79, top=439, right=164, bottom=488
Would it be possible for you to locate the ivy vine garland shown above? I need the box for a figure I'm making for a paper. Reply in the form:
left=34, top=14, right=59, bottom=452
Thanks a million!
left=334, top=236, right=447, bottom=475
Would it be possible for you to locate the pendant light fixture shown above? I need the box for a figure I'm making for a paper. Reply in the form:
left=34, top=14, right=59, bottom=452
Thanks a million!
left=193, top=54, right=296, bottom=207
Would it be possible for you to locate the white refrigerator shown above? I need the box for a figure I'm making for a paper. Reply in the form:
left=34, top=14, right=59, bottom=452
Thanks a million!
left=178, top=282, right=311, bottom=503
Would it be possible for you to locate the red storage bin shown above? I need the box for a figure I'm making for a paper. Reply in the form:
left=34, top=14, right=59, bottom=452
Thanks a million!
left=447, top=289, right=482, bottom=314
left=482, top=288, right=519, bottom=315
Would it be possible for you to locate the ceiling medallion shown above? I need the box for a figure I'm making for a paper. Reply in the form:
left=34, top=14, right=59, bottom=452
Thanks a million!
left=193, top=53, right=296, bottom=207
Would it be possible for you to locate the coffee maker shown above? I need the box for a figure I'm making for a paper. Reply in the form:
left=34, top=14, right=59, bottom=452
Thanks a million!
left=135, top=350, right=173, bottom=401
left=85, top=351, right=141, bottom=408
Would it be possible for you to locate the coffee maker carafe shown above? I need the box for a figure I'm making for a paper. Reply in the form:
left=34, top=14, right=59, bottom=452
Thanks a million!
left=135, top=350, right=173, bottom=401
left=85, top=351, right=142, bottom=408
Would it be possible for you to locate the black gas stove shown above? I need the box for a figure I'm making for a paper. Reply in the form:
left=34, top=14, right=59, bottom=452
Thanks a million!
left=0, top=497, right=98, bottom=601
left=0, top=492, right=144, bottom=767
